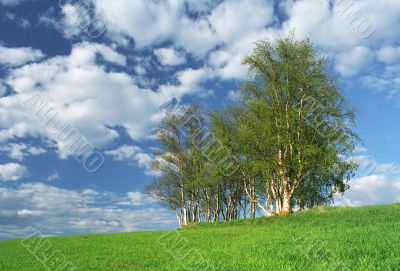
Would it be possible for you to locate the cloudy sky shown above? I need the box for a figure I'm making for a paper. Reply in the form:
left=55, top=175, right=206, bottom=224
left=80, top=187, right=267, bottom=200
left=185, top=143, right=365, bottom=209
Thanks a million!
left=0, top=0, right=399, bottom=239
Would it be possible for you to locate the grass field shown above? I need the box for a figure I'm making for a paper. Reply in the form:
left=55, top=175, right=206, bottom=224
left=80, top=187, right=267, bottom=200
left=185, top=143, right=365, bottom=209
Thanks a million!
left=1, top=204, right=400, bottom=270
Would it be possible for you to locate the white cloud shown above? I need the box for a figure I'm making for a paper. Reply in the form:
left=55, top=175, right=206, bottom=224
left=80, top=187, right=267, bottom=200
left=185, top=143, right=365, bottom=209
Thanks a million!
left=72, top=0, right=400, bottom=77
left=0, top=42, right=207, bottom=159
left=60, top=4, right=91, bottom=38
left=0, top=143, right=46, bottom=161
left=208, top=0, right=274, bottom=44
left=47, top=171, right=60, bottom=182
left=337, top=174, right=400, bottom=207
left=134, top=65, right=146, bottom=75
left=92, top=0, right=275, bottom=57
left=358, top=0, right=400, bottom=46
left=281, top=0, right=398, bottom=50
left=176, top=67, right=210, bottom=87
left=207, top=28, right=278, bottom=80
left=338, top=150, right=400, bottom=207
left=47, top=0, right=399, bottom=87
left=94, top=0, right=182, bottom=47
left=375, top=163, right=400, bottom=176
left=4, top=12, right=31, bottom=29
left=117, top=191, right=156, bottom=207
left=40, top=3, right=104, bottom=39
left=27, top=146, right=47, bottom=156
left=335, top=46, right=374, bottom=77
left=281, top=0, right=356, bottom=49
left=17, top=209, right=45, bottom=217
left=6, top=143, right=27, bottom=161
left=0, top=182, right=176, bottom=239
left=0, top=163, right=27, bottom=182
left=105, top=145, right=143, bottom=161
left=377, top=46, right=400, bottom=64
left=275, top=0, right=400, bottom=97
left=105, top=145, right=155, bottom=175
left=154, top=47, right=185, bottom=66
left=361, top=64, right=400, bottom=104
left=0, top=45, right=44, bottom=67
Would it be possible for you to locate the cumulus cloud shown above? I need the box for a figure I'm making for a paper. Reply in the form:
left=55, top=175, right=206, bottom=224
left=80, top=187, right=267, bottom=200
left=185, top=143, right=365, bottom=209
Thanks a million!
left=154, top=47, right=185, bottom=66
left=105, top=145, right=155, bottom=175
left=362, top=64, right=400, bottom=104
left=0, top=182, right=177, bottom=239
left=47, top=171, right=60, bottom=182
left=335, top=46, right=374, bottom=77
left=4, top=12, right=31, bottom=29
left=338, top=150, right=400, bottom=207
left=51, top=0, right=398, bottom=86
left=0, top=42, right=209, bottom=160
left=282, top=0, right=357, bottom=50
left=92, top=0, right=275, bottom=56
left=0, top=163, right=27, bottom=181
left=95, top=0, right=182, bottom=48
left=117, top=191, right=157, bottom=207
left=377, top=46, right=400, bottom=64
left=337, top=174, right=400, bottom=207
left=27, top=0, right=400, bottom=101
left=0, top=143, right=46, bottom=161
left=0, top=45, right=44, bottom=67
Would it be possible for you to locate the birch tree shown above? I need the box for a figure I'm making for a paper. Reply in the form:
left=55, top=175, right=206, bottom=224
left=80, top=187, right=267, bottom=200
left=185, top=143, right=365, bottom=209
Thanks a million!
left=241, top=34, right=358, bottom=213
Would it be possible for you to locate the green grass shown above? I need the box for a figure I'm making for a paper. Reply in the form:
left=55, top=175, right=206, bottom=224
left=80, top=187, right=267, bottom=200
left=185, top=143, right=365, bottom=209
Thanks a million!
left=1, top=204, right=400, bottom=270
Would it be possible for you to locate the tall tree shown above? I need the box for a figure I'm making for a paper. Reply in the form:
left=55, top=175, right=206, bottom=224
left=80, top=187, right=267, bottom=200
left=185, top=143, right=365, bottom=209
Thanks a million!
left=240, top=34, right=358, bottom=213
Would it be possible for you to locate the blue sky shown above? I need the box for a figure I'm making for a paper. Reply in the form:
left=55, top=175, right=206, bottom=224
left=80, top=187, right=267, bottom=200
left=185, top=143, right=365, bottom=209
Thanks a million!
left=0, top=0, right=399, bottom=239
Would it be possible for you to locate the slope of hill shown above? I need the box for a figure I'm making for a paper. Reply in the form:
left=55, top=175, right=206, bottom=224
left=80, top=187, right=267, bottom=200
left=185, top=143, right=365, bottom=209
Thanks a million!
left=1, top=204, right=399, bottom=270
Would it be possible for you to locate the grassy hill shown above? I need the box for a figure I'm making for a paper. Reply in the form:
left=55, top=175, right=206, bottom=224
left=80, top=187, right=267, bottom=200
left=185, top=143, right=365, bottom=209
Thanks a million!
left=1, top=204, right=400, bottom=270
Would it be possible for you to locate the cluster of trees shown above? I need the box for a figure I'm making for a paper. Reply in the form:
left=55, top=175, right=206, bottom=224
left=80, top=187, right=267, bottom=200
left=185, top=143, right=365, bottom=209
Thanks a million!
left=147, top=36, right=359, bottom=227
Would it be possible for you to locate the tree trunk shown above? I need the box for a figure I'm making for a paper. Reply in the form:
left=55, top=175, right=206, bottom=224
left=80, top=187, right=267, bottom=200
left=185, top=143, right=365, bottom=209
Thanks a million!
left=190, top=193, right=195, bottom=223
left=281, top=192, right=292, bottom=214
left=205, top=190, right=211, bottom=222
left=243, top=196, right=247, bottom=219
left=180, top=187, right=188, bottom=226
